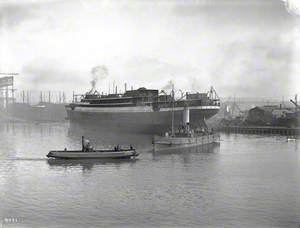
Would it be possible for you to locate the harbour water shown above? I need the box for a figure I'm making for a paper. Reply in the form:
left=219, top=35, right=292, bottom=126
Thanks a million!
left=0, top=122, right=299, bottom=227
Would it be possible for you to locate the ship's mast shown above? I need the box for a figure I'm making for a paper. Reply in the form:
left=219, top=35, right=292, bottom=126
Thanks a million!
left=171, top=85, right=175, bottom=137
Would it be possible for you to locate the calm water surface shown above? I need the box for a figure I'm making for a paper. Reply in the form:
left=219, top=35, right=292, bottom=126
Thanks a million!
left=0, top=122, right=299, bottom=227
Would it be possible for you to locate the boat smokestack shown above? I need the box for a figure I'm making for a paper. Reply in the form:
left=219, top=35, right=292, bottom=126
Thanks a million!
left=82, top=136, right=84, bottom=151
left=125, top=83, right=127, bottom=92
left=183, top=106, right=190, bottom=125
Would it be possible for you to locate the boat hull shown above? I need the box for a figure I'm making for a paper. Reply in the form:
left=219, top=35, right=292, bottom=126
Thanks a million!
left=47, top=150, right=138, bottom=159
left=153, top=133, right=220, bottom=151
left=66, top=106, right=220, bottom=134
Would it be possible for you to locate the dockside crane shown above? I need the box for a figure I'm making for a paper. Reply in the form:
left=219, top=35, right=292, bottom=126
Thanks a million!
left=290, top=94, right=299, bottom=112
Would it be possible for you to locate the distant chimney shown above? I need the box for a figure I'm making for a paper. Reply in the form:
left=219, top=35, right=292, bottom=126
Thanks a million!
left=22, top=91, right=25, bottom=104
left=27, top=91, right=30, bottom=104
left=40, top=91, right=43, bottom=103
left=63, top=92, right=66, bottom=103
left=59, top=91, right=61, bottom=104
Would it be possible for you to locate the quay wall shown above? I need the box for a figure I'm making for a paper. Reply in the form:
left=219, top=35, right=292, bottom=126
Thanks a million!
left=219, top=126, right=300, bottom=136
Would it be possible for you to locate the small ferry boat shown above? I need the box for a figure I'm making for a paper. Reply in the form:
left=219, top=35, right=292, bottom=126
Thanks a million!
left=47, top=137, right=138, bottom=159
left=153, top=88, right=220, bottom=151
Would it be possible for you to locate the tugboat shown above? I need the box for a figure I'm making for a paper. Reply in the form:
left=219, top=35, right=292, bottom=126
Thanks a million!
left=47, top=136, right=139, bottom=159
left=153, top=88, right=220, bottom=151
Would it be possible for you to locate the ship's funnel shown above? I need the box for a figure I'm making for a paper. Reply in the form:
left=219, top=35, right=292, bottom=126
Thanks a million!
left=183, top=106, right=190, bottom=125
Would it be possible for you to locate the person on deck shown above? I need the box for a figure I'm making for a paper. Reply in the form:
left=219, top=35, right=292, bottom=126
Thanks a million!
left=83, top=139, right=92, bottom=152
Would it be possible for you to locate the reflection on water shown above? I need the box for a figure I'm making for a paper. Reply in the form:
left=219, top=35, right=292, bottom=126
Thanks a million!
left=151, top=143, right=220, bottom=162
left=0, top=122, right=299, bottom=227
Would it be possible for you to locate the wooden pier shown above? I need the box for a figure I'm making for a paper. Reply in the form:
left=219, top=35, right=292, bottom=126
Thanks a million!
left=219, top=126, right=300, bottom=136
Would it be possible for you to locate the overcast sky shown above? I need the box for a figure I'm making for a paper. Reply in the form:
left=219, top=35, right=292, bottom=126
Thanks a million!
left=0, top=0, right=299, bottom=99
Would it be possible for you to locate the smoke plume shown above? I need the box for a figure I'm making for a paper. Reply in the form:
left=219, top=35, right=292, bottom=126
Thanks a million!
left=90, top=65, right=108, bottom=91
left=282, top=0, right=300, bottom=15
left=161, top=80, right=175, bottom=92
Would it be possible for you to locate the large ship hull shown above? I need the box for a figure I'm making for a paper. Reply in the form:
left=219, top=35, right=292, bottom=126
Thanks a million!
left=66, top=106, right=220, bottom=134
